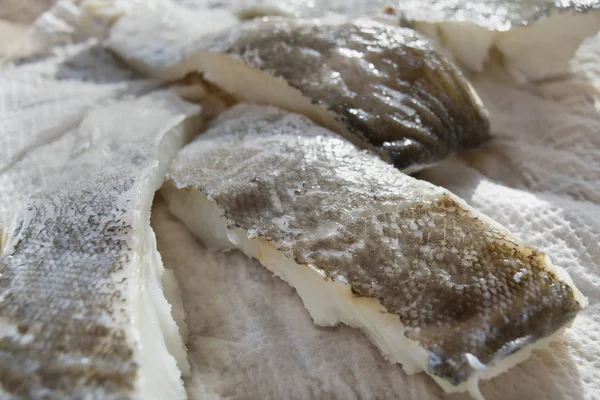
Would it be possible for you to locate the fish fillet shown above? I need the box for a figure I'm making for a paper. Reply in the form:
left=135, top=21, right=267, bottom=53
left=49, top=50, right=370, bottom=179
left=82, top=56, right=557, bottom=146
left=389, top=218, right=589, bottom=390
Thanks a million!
left=84, top=2, right=490, bottom=172
left=87, top=0, right=600, bottom=82
left=174, top=0, right=394, bottom=20
left=395, top=0, right=600, bottom=81
left=0, top=36, right=159, bottom=232
left=161, top=104, right=586, bottom=398
left=0, top=90, right=202, bottom=399
left=178, top=0, right=600, bottom=82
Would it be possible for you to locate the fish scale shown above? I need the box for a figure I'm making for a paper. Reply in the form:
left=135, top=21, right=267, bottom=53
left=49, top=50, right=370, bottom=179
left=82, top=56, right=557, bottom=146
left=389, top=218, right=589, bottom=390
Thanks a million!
left=0, top=91, right=201, bottom=399
left=88, top=2, right=490, bottom=172
left=163, top=103, right=586, bottom=398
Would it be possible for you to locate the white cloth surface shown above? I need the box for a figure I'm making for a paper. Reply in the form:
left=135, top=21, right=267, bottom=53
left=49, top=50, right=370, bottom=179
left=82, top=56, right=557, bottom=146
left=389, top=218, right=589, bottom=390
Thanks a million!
left=1, top=1, right=599, bottom=399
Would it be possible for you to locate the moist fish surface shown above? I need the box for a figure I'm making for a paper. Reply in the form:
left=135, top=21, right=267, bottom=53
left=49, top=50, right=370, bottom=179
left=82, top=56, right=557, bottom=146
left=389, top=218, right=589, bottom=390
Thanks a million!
left=0, top=39, right=158, bottom=232
left=174, top=0, right=395, bottom=20
left=85, top=2, right=490, bottom=172
left=88, top=0, right=600, bottom=82
left=161, top=103, right=586, bottom=398
left=395, top=0, right=600, bottom=81
left=0, top=90, right=201, bottom=399
left=177, top=0, right=600, bottom=81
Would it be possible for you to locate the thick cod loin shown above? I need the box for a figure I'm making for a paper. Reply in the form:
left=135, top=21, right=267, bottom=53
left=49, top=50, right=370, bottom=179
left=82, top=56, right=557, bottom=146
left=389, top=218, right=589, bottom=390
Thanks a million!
left=91, top=2, right=490, bottom=172
left=162, top=104, right=585, bottom=398
left=397, top=0, right=600, bottom=81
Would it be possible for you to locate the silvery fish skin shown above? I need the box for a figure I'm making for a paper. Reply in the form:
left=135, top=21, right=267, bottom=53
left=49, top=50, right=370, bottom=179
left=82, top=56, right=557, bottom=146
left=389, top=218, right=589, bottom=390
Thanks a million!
left=162, top=103, right=585, bottom=396
left=172, top=0, right=600, bottom=81
left=177, top=0, right=598, bottom=25
left=0, top=41, right=155, bottom=232
left=205, top=18, right=490, bottom=171
left=0, top=91, right=201, bottom=399
left=395, top=0, right=600, bottom=80
left=396, top=0, right=600, bottom=31
left=98, top=7, right=490, bottom=172
left=175, top=0, right=394, bottom=19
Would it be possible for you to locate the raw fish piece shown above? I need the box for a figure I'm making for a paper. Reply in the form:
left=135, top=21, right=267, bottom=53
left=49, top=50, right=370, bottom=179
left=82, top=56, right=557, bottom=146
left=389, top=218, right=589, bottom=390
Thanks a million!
left=162, top=103, right=585, bottom=398
left=0, top=91, right=202, bottom=399
left=175, top=0, right=394, bottom=20
left=396, top=0, right=600, bottom=81
left=87, top=0, right=600, bottom=81
left=0, top=39, right=157, bottom=232
left=90, top=3, right=489, bottom=172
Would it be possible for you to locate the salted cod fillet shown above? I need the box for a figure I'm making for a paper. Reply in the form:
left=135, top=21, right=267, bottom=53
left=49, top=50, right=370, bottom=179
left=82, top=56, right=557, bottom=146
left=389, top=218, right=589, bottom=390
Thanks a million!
left=176, top=0, right=600, bottom=82
left=85, top=2, right=490, bottom=173
left=0, top=35, right=161, bottom=233
left=0, top=90, right=201, bottom=399
left=393, top=0, right=600, bottom=81
left=161, top=103, right=586, bottom=398
left=174, top=0, right=395, bottom=20
left=91, top=0, right=600, bottom=82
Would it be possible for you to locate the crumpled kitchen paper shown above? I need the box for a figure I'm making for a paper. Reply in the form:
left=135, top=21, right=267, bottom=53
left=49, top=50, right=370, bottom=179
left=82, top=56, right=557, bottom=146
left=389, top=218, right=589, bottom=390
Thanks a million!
left=2, top=1, right=599, bottom=399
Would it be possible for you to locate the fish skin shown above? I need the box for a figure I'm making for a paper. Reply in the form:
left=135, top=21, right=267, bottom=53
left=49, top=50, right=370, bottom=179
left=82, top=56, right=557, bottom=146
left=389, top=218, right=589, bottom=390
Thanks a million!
left=175, top=0, right=394, bottom=19
left=165, top=103, right=585, bottom=391
left=84, top=1, right=489, bottom=172
left=396, top=0, right=600, bottom=31
left=202, top=18, right=490, bottom=171
left=176, top=0, right=600, bottom=30
left=393, top=0, right=600, bottom=81
left=172, top=0, right=600, bottom=82
left=0, top=40, right=158, bottom=232
left=0, top=90, right=201, bottom=399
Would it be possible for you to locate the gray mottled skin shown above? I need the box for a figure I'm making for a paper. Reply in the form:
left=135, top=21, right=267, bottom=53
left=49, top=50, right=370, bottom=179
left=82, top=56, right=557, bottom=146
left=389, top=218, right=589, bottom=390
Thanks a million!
left=177, top=0, right=600, bottom=30
left=176, top=0, right=395, bottom=19
left=396, top=0, right=600, bottom=31
left=202, top=19, right=490, bottom=171
left=0, top=91, right=199, bottom=398
left=0, top=41, right=156, bottom=231
left=167, top=104, right=583, bottom=387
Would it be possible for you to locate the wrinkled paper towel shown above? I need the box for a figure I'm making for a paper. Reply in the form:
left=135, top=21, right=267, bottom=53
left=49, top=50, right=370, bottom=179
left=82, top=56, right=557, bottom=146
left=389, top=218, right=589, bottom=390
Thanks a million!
left=1, top=1, right=599, bottom=399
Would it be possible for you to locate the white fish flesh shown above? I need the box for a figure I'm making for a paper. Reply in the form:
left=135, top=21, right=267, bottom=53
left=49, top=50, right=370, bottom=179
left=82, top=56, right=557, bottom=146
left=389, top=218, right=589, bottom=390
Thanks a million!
left=81, top=0, right=239, bottom=74
left=0, top=90, right=202, bottom=399
left=161, top=103, right=586, bottom=398
left=90, top=0, right=600, bottom=82
left=86, top=2, right=490, bottom=172
left=0, top=39, right=157, bottom=232
left=395, top=0, right=600, bottom=81
left=177, top=0, right=600, bottom=81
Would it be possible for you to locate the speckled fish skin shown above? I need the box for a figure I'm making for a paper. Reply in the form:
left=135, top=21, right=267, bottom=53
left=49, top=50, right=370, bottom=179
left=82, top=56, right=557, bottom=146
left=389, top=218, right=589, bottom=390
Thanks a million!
left=166, top=104, right=584, bottom=390
left=176, top=0, right=395, bottom=19
left=0, top=91, right=200, bottom=399
left=177, top=0, right=599, bottom=26
left=0, top=41, right=156, bottom=232
left=396, top=0, right=600, bottom=31
left=202, top=18, right=490, bottom=171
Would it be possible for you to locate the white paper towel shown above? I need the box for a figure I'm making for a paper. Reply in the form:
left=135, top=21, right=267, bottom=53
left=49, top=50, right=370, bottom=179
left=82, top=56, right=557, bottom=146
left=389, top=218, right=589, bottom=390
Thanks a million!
left=2, top=1, right=599, bottom=399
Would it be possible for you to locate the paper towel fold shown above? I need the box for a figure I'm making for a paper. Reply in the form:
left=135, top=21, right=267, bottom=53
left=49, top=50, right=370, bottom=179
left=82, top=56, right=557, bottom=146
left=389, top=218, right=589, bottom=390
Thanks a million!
left=2, top=1, right=599, bottom=399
